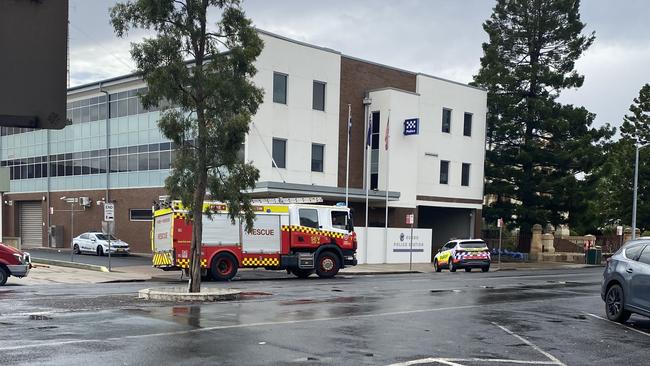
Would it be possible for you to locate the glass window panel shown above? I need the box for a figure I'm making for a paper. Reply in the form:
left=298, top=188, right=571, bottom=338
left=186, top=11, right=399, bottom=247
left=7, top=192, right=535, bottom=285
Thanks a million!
left=148, top=151, right=159, bottom=170
left=117, top=100, right=128, bottom=117
left=118, top=155, right=128, bottom=172
left=73, top=100, right=82, bottom=108
left=82, top=151, right=91, bottom=159
left=81, top=106, right=90, bottom=123
left=109, top=156, right=118, bottom=173
left=461, top=163, right=470, bottom=186
left=27, top=164, right=34, bottom=179
left=57, top=162, right=65, bottom=177
left=442, top=108, right=452, bottom=133
left=98, top=95, right=107, bottom=104
left=159, top=151, right=171, bottom=169
left=463, top=113, right=472, bottom=137
left=312, top=81, right=326, bottom=111
left=148, top=143, right=159, bottom=152
left=89, top=105, right=99, bottom=121
left=298, top=208, right=319, bottom=229
left=98, top=103, right=107, bottom=120
left=89, top=97, right=99, bottom=105
left=99, top=149, right=107, bottom=156
left=128, top=89, right=138, bottom=97
left=65, top=160, right=73, bottom=176
left=73, top=108, right=82, bottom=124
left=109, top=148, right=119, bottom=156
left=273, top=72, right=287, bottom=104
left=99, top=157, right=107, bottom=173
left=73, top=160, right=83, bottom=175
left=138, top=153, right=148, bottom=171
left=160, top=142, right=171, bottom=151
left=272, top=138, right=286, bottom=168
left=128, top=97, right=137, bottom=115
left=80, top=98, right=89, bottom=107
left=311, top=144, right=324, bottom=172
left=440, top=160, right=449, bottom=184
left=109, top=101, right=118, bottom=118
left=35, top=164, right=42, bottom=178
left=90, top=150, right=100, bottom=157
left=130, top=209, right=153, bottom=221
left=118, top=147, right=128, bottom=155
left=128, top=154, right=138, bottom=171
left=21, top=166, right=28, bottom=179
left=128, top=146, right=138, bottom=154
left=109, top=93, right=117, bottom=102
left=49, top=163, right=57, bottom=177
left=118, top=91, right=128, bottom=100
left=138, top=144, right=148, bottom=153
left=65, top=153, right=73, bottom=160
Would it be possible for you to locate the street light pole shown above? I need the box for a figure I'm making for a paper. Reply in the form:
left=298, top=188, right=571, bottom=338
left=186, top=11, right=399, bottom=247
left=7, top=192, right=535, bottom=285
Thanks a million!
left=632, top=144, right=648, bottom=240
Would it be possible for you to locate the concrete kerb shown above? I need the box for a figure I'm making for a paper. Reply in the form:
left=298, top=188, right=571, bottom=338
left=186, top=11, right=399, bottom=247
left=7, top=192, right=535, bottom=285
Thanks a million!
left=32, top=258, right=109, bottom=272
left=139, top=287, right=241, bottom=301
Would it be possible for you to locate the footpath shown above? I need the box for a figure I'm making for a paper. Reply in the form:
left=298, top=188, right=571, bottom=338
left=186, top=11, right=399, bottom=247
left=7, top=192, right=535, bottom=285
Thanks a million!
left=7, top=259, right=601, bottom=286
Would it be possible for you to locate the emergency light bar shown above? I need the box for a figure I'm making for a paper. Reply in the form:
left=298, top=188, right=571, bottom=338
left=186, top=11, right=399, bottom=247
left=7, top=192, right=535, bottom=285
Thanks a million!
left=250, top=197, right=324, bottom=204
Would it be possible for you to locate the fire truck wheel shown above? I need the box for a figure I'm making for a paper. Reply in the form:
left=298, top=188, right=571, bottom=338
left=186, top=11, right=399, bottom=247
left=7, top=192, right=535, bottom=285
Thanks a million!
left=291, top=268, right=314, bottom=279
left=210, top=253, right=238, bottom=281
left=316, top=252, right=340, bottom=278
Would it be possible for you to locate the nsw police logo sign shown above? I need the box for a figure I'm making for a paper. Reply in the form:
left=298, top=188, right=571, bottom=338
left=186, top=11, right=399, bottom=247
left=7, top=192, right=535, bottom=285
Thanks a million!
left=403, top=118, right=419, bottom=135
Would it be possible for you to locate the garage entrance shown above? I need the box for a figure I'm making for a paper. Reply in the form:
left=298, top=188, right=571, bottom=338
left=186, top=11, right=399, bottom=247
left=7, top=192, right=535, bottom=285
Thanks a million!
left=19, top=201, right=43, bottom=248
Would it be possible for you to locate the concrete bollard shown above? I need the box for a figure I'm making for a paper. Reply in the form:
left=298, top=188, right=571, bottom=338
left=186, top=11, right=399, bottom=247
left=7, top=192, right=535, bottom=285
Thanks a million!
left=530, top=224, right=543, bottom=262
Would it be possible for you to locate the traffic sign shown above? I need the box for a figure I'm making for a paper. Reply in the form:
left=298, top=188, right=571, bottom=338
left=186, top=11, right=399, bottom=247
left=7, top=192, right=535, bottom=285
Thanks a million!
left=616, top=225, right=623, bottom=236
left=104, top=203, right=115, bottom=222
left=497, top=218, right=504, bottom=228
left=406, top=213, right=414, bottom=225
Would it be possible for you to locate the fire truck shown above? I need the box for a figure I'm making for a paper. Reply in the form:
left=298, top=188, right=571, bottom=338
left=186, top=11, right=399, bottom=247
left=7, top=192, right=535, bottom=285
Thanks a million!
left=151, top=197, right=357, bottom=280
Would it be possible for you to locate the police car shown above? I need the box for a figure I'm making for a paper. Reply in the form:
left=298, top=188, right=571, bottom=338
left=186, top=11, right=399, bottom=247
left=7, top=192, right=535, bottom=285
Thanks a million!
left=434, top=239, right=491, bottom=272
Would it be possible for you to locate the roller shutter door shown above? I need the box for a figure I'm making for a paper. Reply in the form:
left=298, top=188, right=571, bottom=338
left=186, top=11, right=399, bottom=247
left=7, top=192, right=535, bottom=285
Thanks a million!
left=19, top=201, right=43, bottom=248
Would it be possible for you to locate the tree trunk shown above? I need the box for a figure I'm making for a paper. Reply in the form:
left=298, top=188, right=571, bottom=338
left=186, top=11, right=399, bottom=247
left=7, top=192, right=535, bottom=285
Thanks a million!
left=188, top=122, right=208, bottom=293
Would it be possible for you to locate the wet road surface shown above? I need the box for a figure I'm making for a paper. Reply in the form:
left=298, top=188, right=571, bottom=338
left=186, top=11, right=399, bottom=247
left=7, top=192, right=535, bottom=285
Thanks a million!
left=0, top=267, right=648, bottom=365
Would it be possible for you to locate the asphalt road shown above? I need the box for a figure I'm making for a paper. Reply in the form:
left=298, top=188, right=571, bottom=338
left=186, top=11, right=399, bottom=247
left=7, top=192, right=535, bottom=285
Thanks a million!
left=0, top=267, right=648, bottom=366
left=27, top=248, right=151, bottom=267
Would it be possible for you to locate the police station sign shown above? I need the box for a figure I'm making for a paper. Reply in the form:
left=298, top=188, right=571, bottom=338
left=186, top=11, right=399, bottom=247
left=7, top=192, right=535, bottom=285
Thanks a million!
left=403, top=118, right=419, bottom=135
left=386, top=228, right=432, bottom=263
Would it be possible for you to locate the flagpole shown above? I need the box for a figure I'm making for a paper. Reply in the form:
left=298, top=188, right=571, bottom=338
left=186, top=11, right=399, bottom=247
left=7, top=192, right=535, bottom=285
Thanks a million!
left=346, top=104, right=351, bottom=207
left=364, top=108, right=371, bottom=264
left=384, top=109, right=391, bottom=264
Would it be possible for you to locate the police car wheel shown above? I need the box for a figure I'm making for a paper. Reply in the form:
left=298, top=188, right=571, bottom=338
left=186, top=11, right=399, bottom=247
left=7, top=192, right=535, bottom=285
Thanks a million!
left=0, top=267, right=7, bottom=286
left=316, top=252, right=340, bottom=278
left=97, top=246, right=104, bottom=256
left=210, top=253, right=238, bottom=281
left=482, top=266, right=490, bottom=273
left=434, top=260, right=441, bottom=272
left=448, top=259, right=456, bottom=272
left=465, top=268, right=471, bottom=272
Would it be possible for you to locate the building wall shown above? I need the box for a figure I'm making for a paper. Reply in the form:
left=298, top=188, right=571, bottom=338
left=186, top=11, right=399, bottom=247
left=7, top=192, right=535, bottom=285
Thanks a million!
left=3, top=187, right=164, bottom=253
left=248, top=33, right=341, bottom=186
left=338, top=57, right=417, bottom=190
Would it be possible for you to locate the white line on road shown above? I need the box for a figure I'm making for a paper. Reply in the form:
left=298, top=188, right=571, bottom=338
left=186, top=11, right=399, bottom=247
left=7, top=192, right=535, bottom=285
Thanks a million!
left=492, top=322, right=566, bottom=366
left=0, top=304, right=483, bottom=352
left=584, top=312, right=650, bottom=338
left=387, top=357, right=560, bottom=366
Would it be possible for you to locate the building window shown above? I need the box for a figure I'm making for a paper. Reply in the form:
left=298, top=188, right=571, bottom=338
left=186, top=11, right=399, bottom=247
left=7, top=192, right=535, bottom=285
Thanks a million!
left=370, top=111, right=380, bottom=190
left=272, top=138, right=286, bottom=168
left=130, top=209, right=153, bottom=221
left=461, top=163, right=470, bottom=186
left=311, top=143, right=324, bottom=172
left=440, top=160, right=449, bottom=184
left=299, top=208, right=319, bottom=229
left=312, top=81, right=326, bottom=111
left=463, top=113, right=472, bottom=137
left=442, top=108, right=452, bottom=133
left=273, top=72, right=287, bottom=104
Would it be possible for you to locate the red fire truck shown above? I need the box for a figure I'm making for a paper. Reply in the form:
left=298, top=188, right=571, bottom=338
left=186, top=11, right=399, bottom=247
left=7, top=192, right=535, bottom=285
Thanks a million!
left=151, top=198, right=357, bottom=280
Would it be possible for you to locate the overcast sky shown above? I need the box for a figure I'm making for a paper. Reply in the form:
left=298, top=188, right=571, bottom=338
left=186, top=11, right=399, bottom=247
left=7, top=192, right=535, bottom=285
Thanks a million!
left=68, top=0, right=650, bottom=130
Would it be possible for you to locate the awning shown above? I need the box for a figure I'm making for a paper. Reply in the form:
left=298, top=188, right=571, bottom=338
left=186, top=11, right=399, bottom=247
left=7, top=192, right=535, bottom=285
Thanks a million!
left=248, top=181, right=400, bottom=203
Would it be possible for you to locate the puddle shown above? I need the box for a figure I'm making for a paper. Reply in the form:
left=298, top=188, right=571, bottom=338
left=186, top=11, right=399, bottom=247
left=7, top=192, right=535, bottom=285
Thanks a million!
left=280, top=296, right=378, bottom=306
left=29, top=314, right=52, bottom=320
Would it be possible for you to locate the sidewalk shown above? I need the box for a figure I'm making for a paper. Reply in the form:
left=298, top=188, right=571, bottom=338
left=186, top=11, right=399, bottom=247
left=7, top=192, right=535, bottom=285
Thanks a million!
left=6, top=261, right=602, bottom=286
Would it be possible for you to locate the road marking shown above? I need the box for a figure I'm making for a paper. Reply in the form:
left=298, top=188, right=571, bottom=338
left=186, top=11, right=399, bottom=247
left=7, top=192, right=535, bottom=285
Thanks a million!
left=387, top=323, right=566, bottom=366
left=492, top=322, right=566, bottom=366
left=584, top=312, right=650, bottom=337
left=387, top=358, right=558, bottom=366
left=0, top=304, right=483, bottom=351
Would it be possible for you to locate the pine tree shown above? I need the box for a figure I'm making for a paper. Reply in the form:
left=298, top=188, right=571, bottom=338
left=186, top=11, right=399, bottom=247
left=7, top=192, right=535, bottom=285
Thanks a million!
left=596, top=84, right=650, bottom=231
left=473, top=0, right=613, bottom=241
left=111, top=0, right=263, bottom=292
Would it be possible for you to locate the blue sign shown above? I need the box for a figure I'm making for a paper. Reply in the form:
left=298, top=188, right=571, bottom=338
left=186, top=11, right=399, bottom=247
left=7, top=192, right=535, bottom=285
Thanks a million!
left=404, top=118, right=419, bottom=135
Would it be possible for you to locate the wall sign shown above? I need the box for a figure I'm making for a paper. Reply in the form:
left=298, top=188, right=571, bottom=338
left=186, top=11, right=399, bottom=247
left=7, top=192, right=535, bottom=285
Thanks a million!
left=404, top=118, right=419, bottom=135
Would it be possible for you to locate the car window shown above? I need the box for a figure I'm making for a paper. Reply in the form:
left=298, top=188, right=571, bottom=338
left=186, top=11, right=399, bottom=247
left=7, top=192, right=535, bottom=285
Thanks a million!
left=459, top=241, right=487, bottom=249
left=444, top=242, right=455, bottom=250
left=624, top=244, right=645, bottom=260
left=638, top=247, right=650, bottom=265
left=80, top=234, right=89, bottom=239
left=96, top=234, right=118, bottom=241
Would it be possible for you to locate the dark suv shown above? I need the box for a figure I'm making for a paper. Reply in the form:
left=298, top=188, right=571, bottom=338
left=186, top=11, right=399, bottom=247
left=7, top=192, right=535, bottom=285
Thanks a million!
left=602, top=240, right=650, bottom=322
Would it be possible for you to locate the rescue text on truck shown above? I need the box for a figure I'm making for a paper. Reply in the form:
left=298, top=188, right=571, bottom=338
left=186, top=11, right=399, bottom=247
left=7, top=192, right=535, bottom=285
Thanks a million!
left=151, top=198, right=358, bottom=280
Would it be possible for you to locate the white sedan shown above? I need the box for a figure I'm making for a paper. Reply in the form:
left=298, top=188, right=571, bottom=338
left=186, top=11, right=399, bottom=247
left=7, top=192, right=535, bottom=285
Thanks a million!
left=72, top=232, right=130, bottom=256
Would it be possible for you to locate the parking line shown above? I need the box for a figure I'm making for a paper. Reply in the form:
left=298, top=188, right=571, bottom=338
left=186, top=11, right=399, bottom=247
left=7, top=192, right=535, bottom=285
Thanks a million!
left=584, top=312, right=650, bottom=338
left=387, top=357, right=559, bottom=366
left=492, top=322, right=566, bottom=366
